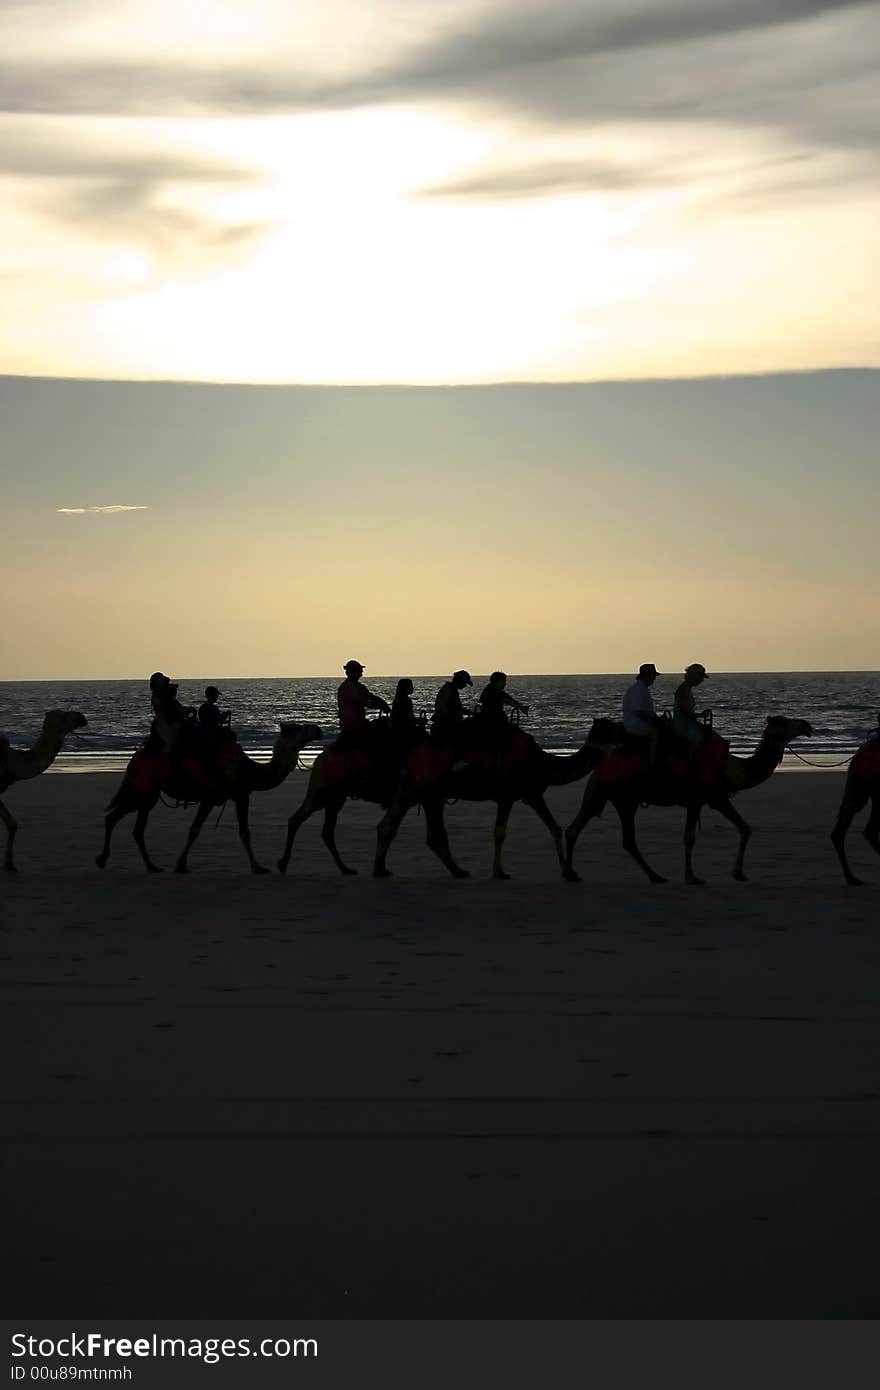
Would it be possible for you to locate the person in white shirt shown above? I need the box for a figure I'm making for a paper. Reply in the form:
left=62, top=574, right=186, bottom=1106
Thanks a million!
left=622, top=663, right=662, bottom=762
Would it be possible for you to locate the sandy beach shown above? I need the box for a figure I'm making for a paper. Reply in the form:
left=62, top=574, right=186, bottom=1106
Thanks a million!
left=3, top=767, right=879, bottom=1316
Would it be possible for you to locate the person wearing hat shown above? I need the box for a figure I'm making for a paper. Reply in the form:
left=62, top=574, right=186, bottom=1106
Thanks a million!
left=432, top=669, right=473, bottom=743
left=336, top=660, right=390, bottom=743
left=673, top=664, right=711, bottom=751
left=622, top=663, right=662, bottom=763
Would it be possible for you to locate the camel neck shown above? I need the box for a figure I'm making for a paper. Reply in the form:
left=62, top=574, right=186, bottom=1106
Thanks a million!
left=248, top=750, right=295, bottom=791
left=733, top=737, right=785, bottom=791
left=11, top=724, right=66, bottom=780
left=542, top=741, right=599, bottom=787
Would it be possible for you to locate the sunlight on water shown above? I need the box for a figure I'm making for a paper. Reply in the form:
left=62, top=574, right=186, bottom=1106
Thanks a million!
left=1, top=672, right=876, bottom=773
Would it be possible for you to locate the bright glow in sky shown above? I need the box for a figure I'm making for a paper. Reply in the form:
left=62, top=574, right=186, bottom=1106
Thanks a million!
left=2, top=0, right=878, bottom=382
left=3, top=4, right=878, bottom=678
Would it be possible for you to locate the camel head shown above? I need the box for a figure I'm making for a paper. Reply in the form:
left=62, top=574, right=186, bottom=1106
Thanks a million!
left=44, top=709, right=88, bottom=739
left=274, top=721, right=323, bottom=765
left=586, top=717, right=624, bottom=751
left=761, top=715, right=813, bottom=748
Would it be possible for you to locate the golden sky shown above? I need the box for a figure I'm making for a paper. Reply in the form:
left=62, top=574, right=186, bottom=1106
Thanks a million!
left=1, top=1, right=878, bottom=383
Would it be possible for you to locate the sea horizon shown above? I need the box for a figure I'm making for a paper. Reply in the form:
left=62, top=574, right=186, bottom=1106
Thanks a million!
left=3, top=671, right=876, bottom=774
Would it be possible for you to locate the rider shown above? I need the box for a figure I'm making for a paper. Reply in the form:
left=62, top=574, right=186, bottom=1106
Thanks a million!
left=198, top=685, right=231, bottom=737
left=622, top=663, right=663, bottom=763
left=391, top=678, right=418, bottom=736
left=432, top=670, right=473, bottom=743
left=149, top=672, right=192, bottom=753
left=673, top=664, right=711, bottom=754
left=478, top=671, right=529, bottom=749
left=336, top=660, right=390, bottom=747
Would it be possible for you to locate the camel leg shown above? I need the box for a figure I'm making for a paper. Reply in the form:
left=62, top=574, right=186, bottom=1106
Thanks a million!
left=374, top=802, right=409, bottom=878
left=492, top=799, right=514, bottom=880
left=96, top=802, right=129, bottom=869
left=132, top=803, right=164, bottom=873
left=278, top=794, right=320, bottom=875
left=864, top=793, right=880, bottom=862
left=174, top=800, right=213, bottom=873
left=321, top=799, right=358, bottom=876
left=683, top=802, right=705, bottom=886
left=831, top=785, right=870, bottom=886
left=235, top=796, right=269, bottom=875
left=1, top=798, right=18, bottom=872
left=712, top=797, right=752, bottom=881
left=563, top=786, right=607, bottom=882
left=423, top=800, right=470, bottom=879
left=619, top=802, right=668, bottom=885
left=524, top=792, right=565, bottom=869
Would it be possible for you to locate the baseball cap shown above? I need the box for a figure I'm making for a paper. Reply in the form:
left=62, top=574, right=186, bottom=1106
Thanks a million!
left=453, top=669, right=473, bottom=685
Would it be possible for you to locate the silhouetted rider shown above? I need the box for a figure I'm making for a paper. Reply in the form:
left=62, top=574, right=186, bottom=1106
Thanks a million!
left=622, top=663, right=662, bottom=763
left=336, top=660, right=390, bottom=748
left=432, top=670, right=473, bottom=742
left=673, top=664, right=711, bottom=753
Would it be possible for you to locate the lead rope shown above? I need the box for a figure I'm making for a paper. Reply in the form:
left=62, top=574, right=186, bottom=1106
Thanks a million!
left=787, top=745, right=854, bottom=769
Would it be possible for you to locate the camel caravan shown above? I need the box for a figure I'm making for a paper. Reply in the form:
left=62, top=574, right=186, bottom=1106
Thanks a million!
left=1, top=660, right=878, bottom=884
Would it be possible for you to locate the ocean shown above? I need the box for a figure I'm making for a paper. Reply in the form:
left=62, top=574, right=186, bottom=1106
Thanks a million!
left=1, top=672, right=876, bottom=773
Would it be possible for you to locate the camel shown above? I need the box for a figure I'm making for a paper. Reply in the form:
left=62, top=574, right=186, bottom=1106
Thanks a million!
left=830, top=728, right=880, bottom=885
left=0, top=709, right=88, bottom=871
left=96, top=721, right=321, bottom=874
left=563, top=715, right=814, bottom=886
left=278, top=717, right=619, bottom=880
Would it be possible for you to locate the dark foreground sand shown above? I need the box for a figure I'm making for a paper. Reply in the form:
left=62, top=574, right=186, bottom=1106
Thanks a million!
left=2, top=768, right=879, bottom=1316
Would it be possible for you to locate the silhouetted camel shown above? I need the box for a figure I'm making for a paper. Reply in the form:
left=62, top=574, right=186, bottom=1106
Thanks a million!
left=96, top=722, right=321, bottom=874
left=375, top=721, right=619, bottom=879
left=830, top=728, right=880, bottom=885
left=563, top=715, right=813, bottom=885
left=279, top=719, right=620, bottom=880
left=0, top=710, right=87, bottom=871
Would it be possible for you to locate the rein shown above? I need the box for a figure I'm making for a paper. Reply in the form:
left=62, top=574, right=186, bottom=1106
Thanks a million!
left=786, top=745, right=853, bottom=769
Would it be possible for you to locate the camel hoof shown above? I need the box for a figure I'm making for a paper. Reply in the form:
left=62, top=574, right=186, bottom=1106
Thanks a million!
left=847, top=877, right=866, bottom=888
left=493, top=870, right=511, bottom=881
left=451, top=867, right=471, bottom=880
left=340, top=866, right=358, bottom=876
left=95, top=855, right=107, bottom=870
left=277, top=859, right=289, bottom=875
left=562, top=869, right=582, bottom=883
left=252, top=864, right=270, bottom=875
left=146, top=864, right=163, bottom=874
left=174, top=863, right=188, bottom=875
left=649, top=874, right=668, bottom=885
left=4, top=863, right=17, bottom=873
left=373, top=867, right=392, bottom=878
left=733, top=871, right=748, bottom=882
left=686, top=875, right=705, bottom=886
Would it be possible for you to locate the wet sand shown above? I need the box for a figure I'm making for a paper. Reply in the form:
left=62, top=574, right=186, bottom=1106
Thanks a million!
left=3, top=768, right=880, bottom=1316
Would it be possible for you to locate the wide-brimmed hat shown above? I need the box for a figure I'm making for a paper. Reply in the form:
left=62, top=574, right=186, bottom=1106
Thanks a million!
left=638, top=662, right=658, bottom=677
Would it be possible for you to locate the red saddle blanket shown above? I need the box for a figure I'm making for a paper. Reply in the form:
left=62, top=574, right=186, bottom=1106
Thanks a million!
left=851, top=739, right=880, bottom=780
left=126, top=742, right=243, bottom=795
left=319, top=749, right=372, bottom=787
left=598, top=734, right=730, bottom=790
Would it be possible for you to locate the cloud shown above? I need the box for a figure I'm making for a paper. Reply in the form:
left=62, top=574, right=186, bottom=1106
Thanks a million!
left=57, top=504, right=150, bottom=514
left=0, top=116, right=277, bottom=280
left=419, top=155, right=673, bottom=201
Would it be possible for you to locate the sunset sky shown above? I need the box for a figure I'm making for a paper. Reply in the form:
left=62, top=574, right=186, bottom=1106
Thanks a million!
left=2, top=1, right=878, bottom=677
